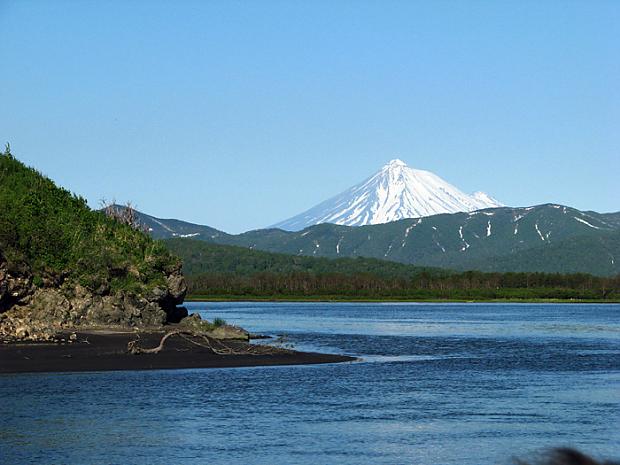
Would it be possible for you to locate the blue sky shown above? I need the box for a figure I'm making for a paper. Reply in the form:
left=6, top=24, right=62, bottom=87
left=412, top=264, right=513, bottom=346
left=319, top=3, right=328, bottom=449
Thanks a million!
left=1, top=1, right=618, bottom=233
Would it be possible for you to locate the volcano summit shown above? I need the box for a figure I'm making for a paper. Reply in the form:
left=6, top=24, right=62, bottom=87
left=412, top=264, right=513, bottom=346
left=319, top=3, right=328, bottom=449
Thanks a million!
left=272, top=159, right=503, bottom=230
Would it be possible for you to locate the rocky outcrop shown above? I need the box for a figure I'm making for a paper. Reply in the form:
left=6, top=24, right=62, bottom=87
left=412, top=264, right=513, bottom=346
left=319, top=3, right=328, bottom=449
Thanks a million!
left=206, top=324, right=250, bottom=341
left=180, top=313, right=250, bottom=341
left=0, top=254, right=188, bottom=342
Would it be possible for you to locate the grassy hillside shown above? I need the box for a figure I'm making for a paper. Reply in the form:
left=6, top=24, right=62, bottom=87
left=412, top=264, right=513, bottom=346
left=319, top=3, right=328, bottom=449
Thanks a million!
left=0, top=148, right=179, bottom=295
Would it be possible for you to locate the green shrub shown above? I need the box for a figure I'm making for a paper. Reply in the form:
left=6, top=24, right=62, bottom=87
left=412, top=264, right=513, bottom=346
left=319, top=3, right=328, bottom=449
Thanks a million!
left=0, top=148, right=180, bottom=294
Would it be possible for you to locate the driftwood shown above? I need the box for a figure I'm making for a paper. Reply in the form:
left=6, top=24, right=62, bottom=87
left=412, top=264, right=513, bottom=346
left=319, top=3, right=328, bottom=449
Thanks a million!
left=127, top=330, right=289, bottom=356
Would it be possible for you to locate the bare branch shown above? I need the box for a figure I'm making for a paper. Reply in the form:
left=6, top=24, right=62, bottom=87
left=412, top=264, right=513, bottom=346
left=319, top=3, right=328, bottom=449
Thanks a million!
left=127, top=330, right=290, bottom=356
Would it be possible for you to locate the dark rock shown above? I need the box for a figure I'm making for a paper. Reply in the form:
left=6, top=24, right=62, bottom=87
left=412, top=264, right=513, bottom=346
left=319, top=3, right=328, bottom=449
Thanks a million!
left=0, top=255, right=33, bottom=312
left=166, top=306, right=188, bottom=324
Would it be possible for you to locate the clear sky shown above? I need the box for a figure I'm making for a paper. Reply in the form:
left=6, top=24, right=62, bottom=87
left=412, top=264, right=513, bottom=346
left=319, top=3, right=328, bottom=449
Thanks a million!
left=1, top=1, right=618, bottom=233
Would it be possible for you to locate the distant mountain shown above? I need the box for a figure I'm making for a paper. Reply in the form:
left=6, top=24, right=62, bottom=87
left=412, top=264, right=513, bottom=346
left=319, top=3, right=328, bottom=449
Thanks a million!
left=271, top=159, right=503, bottom=231
left=228, top=204, right=620, bottom=276
left=131, top=204, right=620, bottom=276
left=117, top=207, right=230, bottom=241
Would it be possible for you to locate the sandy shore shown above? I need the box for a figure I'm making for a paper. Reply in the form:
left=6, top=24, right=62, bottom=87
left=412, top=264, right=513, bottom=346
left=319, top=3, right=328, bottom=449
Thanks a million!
left=0, top=329, right=355, bottom=374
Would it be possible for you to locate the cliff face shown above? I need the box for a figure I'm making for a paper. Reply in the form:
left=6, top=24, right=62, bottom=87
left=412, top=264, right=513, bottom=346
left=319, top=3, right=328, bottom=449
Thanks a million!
left=0, top=255, right=187, bottom=341
left=0, top=148, right=188, bottom=342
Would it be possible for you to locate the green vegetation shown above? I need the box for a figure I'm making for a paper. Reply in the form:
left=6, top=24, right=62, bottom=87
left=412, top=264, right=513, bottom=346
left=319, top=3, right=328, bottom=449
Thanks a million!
left=164, top=238, right=442, bottom=279
left=184, top=271, right=620, bottom=301
left=132, top=202, right=620, bottom=276
left=4, top=144, right=615, bottom=306
left=164, top=238, right=620, bottom=302
left=0, top=147, right=179, bottom=293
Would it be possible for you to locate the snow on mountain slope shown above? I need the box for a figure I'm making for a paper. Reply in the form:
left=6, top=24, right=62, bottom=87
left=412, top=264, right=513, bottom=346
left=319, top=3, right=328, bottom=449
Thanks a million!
left=272, top=159, right=503, bottom=231
left=471, top=191, right=502, bottom=206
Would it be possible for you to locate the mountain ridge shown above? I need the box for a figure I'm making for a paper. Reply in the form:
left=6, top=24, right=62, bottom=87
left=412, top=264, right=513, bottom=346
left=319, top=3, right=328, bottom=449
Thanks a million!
left=128, top=203, right=620, bottom=276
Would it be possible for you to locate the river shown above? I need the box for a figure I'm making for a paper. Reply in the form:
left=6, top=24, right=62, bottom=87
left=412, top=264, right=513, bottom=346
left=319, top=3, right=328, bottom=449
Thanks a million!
left=1, top=302, right=619, bottom=464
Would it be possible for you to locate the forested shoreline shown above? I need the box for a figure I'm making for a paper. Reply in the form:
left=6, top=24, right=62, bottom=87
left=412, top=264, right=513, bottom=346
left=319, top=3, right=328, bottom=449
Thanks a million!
left=185, top=270, right=620, bottom=301
left=163, top=238, right=620, bottom=301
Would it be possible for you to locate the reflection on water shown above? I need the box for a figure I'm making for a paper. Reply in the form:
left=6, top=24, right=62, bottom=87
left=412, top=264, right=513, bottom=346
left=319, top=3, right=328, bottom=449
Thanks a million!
left=1, top=303, right=619, bottom=465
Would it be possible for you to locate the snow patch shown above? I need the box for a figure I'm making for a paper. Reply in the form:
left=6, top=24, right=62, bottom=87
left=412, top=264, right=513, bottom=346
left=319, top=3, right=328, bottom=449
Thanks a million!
left=336, top=237, right=344, bottom=254
left=458, top=226, right=470, bottom=251
left=172, top=232, right=201, bottom=238
left=384, top=244, right=393, bottom=257
left=573, top=217, right=601, bottom=229
left=401, top=219, right=421, bottom=247
left=434, top=239, right=446, bottom=253
left=534, top=223, right=545, bottom=241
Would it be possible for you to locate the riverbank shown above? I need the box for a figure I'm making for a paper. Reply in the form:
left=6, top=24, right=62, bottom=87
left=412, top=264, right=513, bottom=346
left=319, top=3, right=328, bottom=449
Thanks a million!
left=186, top=295, right=620, bottom=304
left=0, top=329, right=355, bottom=374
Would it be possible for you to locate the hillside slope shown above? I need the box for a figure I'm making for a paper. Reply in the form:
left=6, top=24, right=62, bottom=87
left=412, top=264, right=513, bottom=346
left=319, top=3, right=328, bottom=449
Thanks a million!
left=0, top=149, right=187, bottom=341
left=225, top=205, right=620, bottom=276
left=118, top=204, right=620, bottom=276
left=163, top=238, right=441, bottom=278
left=464, top=229, right=620, bottom=275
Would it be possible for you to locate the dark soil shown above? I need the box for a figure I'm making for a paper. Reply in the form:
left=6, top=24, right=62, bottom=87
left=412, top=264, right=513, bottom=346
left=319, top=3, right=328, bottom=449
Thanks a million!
left=0, top=329, right=355, bottom=374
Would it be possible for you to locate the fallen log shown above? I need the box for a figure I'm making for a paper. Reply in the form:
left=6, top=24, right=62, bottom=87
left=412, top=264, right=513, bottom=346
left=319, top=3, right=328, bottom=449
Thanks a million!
left=127, top=330, right=289, bottom=356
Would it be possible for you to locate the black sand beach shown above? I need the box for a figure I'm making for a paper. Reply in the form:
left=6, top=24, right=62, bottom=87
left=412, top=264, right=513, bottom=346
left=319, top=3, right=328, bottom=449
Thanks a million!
left=0, top=330, right=355, bottom=374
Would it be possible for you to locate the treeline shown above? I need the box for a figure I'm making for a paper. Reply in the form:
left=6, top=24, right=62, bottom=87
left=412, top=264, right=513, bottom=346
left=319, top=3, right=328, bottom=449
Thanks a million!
left=186, top=270, right=620, bottom=301
left=165, top=237, right=620, bottom=300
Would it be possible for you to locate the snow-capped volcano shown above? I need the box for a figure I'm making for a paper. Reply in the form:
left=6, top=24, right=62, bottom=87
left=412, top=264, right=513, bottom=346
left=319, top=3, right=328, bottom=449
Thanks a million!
left=272, top=159, right=503, bottom=230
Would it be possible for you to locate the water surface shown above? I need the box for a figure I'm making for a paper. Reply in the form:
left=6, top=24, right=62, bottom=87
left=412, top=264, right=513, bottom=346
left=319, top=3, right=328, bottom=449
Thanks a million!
left=2, top=303, right=619, bottom=464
